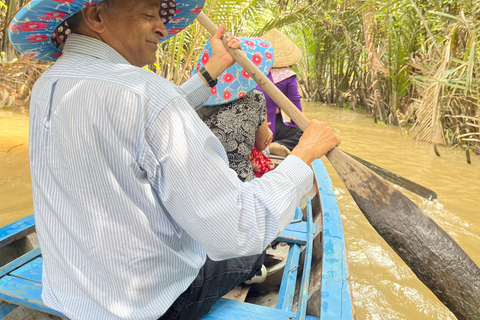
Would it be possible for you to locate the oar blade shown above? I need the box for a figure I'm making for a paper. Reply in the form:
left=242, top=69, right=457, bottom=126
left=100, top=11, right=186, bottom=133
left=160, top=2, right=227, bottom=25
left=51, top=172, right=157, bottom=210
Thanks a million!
left=343, top=151, right=437, bottom=200
left=326, top=147, right=480, bottom=320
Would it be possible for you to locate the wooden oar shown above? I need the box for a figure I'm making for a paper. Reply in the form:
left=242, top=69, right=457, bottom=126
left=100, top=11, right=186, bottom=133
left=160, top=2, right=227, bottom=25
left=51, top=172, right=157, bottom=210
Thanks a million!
left=344, top=152, right=437, bottom=200
left=196, top=12, right=480, bottom=320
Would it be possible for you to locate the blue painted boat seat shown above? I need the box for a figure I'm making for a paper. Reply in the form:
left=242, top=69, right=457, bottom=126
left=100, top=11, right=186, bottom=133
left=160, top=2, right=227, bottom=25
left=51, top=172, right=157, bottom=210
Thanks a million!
left=0, top=202, right=317, bottom=319
left=202, top=298, right=319, bottom=319
left=0, top=247, right=65, bottom=318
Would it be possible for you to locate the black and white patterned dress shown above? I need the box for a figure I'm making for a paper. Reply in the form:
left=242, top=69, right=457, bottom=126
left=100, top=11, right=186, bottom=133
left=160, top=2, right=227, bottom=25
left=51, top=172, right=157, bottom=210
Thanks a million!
left=197, top=90, right=266, bottom=182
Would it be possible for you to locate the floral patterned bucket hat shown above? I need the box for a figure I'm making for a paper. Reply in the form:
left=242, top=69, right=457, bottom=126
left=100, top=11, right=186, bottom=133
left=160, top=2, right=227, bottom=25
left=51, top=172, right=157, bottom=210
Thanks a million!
left=191, top=37, right=274, bottom=106
left=8, top=0, right=205, bottom=62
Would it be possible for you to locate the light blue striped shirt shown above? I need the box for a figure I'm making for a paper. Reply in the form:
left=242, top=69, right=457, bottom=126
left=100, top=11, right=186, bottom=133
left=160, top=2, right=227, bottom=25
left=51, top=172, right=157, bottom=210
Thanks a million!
left=29, top=34, right=313, bottom=320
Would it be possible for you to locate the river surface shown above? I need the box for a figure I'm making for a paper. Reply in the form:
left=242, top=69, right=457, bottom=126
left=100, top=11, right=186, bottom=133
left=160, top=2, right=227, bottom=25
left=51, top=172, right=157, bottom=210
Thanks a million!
left=1, top=103, right=479, bottom=319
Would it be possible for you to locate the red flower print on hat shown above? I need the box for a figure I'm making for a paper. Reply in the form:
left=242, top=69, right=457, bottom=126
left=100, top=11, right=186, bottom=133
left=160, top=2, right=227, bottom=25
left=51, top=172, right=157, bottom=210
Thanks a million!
left=241, top=70, right=250, bottom=79
left=190, top=7, right=202, bottom=14
left=258, top=42, right=269, bottom=48
left=17, top=21, right=49, bottom=32
left=24, top=52, right=39, bottom=58
left=211, top=87, right=217, bottom=95
left=252, top=53, right=262, bottom=65
left=169, top=28, right=183, bottom=35
left=40, top=11, right=67, bottom=21
left=9, top=24, right=19, bottom=34
left=238, top=91, right=246, bottom=99
left=244, top=40, right=255, bottom=49
left=222, top=73, right=234, bottom=83
left=196, top=63, right=201, bottom=71
left=53, top=52, right=63, bottom=58
left=53, top=0, right=75, bottom=3
left=170, top=17, right=184, bottom=23
left=223, top=91, right=232, bottom=100
left=82, top=2, right=96, bottom=9
left=27, top=34, right=50, bottom=42
left=201, top=52, right=209, bottom=64
left=174, top=8, right=183, bottom=14
left=265, top=52, right=273, bottom=60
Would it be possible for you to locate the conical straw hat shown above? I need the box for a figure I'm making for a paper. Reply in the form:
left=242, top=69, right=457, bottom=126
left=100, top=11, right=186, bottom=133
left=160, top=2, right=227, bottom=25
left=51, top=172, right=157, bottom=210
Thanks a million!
left=260, top=28, right=302, bottom=68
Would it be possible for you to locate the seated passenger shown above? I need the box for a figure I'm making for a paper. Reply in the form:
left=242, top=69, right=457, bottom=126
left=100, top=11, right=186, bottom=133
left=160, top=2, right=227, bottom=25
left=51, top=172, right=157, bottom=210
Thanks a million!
left=256, top=28, right=304, bottom=156
left=192, top=37, right=275, bottom=182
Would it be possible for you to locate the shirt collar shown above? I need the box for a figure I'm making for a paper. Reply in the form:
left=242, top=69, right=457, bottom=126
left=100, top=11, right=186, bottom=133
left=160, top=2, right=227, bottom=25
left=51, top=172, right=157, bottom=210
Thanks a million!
left=62, top=33, right=131, bottom=65
left=271, top=67, right=296, bottom=84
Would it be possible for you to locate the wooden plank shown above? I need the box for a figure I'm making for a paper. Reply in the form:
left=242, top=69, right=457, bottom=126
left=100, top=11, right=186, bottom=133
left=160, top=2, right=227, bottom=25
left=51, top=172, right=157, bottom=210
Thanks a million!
left=10, top=257, right=43, bottom=283
left=202, top=298, right=319, bottom=320
left=0, top=276, right=65, bottom=318
left=276, top=221, right=317, bottom=246
left=293, top=206, right=303, bottom=221
left=275, top=244, right=301, bottom=312
left=296, top=197, right=314, bottom=320
left=284, top=221, right=308, bottom=234
left=0, top=301, right=18, bottom=318
left=222, top=286, right=250, bottom=302
left=0, top=215, right=35, bottom=249
left=312, top=159, right=353, bottom=320
left=275, top=231, right=307, bottom=245
left=300, top=187, right=320, bottom=221
left=0, top=248, right=41, bottom=278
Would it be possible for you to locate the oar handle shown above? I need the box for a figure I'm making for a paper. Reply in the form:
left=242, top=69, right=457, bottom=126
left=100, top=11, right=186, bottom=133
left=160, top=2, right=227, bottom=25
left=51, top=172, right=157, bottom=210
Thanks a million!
left=196, top=12, right=310, bottom=132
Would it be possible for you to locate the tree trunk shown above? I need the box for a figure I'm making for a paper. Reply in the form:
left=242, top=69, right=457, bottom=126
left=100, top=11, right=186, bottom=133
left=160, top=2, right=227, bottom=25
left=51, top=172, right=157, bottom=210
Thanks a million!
left=357, top=1, right=389, bottom=121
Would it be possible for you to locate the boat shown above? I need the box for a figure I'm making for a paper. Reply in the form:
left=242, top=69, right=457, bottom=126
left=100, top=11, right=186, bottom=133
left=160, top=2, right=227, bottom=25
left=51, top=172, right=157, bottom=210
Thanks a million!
left=0, top=158, right=353, bottom=320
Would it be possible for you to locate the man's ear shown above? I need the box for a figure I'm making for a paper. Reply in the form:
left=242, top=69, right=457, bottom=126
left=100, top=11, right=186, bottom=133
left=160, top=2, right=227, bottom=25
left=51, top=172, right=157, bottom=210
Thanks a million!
left=81, top=3, right=107, bottom=34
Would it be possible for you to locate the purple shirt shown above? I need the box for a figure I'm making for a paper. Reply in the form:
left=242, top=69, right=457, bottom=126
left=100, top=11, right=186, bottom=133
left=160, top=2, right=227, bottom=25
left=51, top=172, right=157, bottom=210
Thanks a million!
left=256, top=72, right=303, bottom=140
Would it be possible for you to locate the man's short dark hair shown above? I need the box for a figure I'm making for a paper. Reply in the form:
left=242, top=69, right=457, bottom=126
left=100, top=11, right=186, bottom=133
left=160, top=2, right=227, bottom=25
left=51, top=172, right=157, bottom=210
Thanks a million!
left=66, top=11, right=83, bottom=32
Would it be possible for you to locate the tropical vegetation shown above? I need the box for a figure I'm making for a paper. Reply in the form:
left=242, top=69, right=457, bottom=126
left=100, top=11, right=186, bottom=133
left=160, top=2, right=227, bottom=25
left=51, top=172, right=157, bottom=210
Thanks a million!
left=1, top=0, right=479, bottom=156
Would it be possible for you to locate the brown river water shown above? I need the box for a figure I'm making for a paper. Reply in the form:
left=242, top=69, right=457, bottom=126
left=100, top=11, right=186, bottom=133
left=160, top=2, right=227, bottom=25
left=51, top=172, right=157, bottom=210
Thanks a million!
left=1, top=102, right=479, bottom=319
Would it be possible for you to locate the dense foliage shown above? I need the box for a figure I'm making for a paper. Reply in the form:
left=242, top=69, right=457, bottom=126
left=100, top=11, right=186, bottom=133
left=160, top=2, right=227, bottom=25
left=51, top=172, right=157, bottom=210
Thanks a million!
left=1, top=0, right=479, bottom=154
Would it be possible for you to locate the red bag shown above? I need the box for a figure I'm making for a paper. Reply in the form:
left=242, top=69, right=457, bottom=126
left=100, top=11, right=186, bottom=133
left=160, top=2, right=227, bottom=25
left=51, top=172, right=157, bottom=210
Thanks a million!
left=249, top=147, right=275, bottom=178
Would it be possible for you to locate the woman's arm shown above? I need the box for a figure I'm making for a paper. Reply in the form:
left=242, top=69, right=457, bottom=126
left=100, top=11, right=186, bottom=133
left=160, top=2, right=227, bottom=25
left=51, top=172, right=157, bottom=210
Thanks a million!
left=285, top=75, right=303, bottom=112
left=254, top=115, right=273, bottom=151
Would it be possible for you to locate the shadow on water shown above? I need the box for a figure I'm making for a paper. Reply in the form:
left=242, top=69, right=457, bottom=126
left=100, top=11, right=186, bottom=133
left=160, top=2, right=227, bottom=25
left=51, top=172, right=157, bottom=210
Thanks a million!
left=1, top=103, right=479, bottom=319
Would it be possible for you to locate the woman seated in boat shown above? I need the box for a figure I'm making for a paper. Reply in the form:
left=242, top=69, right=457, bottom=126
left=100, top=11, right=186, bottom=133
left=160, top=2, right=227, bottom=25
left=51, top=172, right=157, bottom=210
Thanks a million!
left=193, top=37, right=275, bottom=182
left=256, top=28, right=305, bottom=157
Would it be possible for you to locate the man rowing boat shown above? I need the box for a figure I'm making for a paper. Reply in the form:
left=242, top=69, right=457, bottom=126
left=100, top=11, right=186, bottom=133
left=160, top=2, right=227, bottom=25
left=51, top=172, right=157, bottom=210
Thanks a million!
left=9, top=0, right=341, bottom=318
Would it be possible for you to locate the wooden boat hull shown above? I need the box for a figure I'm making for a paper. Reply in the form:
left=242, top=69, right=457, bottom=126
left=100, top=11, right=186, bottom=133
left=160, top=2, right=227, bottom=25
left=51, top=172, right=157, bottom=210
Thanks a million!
left=245, top=158, right=353, bottom=319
